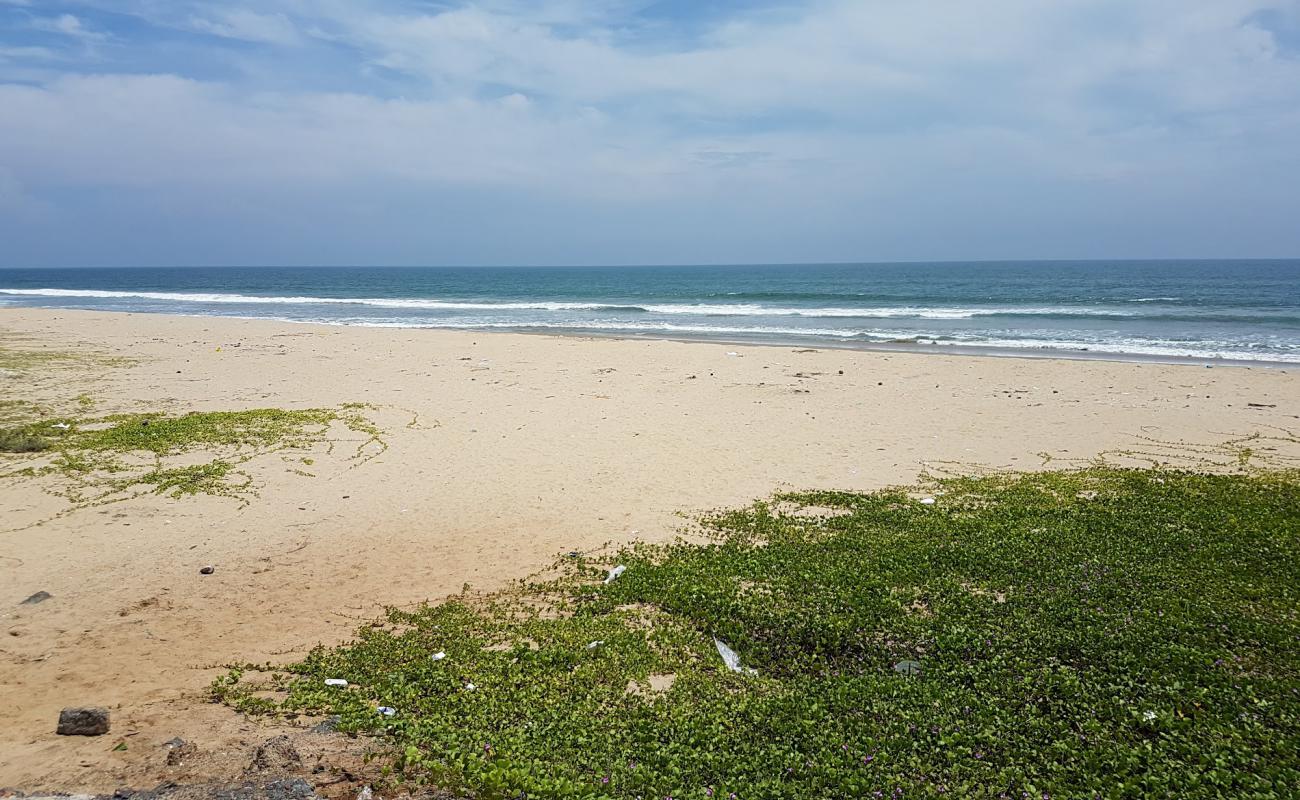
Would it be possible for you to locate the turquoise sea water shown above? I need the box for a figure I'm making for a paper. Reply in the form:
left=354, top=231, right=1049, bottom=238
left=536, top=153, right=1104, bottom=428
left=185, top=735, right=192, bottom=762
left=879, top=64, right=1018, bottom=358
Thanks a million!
left=2, top=261, right=1298, bottom=363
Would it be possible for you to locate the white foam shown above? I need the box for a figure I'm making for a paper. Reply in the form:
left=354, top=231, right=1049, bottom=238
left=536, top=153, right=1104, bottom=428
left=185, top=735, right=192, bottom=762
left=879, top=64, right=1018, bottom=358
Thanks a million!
left=0, top=288, right=1150, bottom=320
left=0, top=288, right=628, bottom=313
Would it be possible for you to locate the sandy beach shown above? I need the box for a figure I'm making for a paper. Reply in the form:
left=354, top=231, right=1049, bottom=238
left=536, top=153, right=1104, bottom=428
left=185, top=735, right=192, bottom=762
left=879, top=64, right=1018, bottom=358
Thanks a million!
left=2, top=307, right=1298, bottom=791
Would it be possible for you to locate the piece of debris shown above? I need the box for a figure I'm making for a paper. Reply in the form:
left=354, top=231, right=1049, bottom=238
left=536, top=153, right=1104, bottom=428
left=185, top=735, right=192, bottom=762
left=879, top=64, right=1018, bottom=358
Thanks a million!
left=919, top=497, right=936, bottom=506
left=247, top=735, right=302, bottom=773
left=604, top=565, right=627, bottom=584
left=431, top=651, right=447, bottom=661
left=1247, top=403, right=1277, bottom=408
left=21, top=591, right=52, bottom=605
left=357, top=787, right=374, bottom=800
left=376, top=706, right=396, bottom=717
left=464, top=682, right=477, bottom=691
left=57, top=707, right=110, bottom=736
left=199, top=566, right=215, bottom=575
left=587, top=640, right=603, bottom=650
left=893, top=660, right=922, bottom=676
left=713, top=638, right=757, bottom=675
left=324, top=678, right=348, bottom=687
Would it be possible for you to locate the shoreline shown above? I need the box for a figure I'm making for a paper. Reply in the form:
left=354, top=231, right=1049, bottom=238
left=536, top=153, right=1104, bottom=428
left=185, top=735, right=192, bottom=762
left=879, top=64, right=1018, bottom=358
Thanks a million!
left=4, top=304, right=1296, bottom=368
left=1, top=306, right=1298, bottom=790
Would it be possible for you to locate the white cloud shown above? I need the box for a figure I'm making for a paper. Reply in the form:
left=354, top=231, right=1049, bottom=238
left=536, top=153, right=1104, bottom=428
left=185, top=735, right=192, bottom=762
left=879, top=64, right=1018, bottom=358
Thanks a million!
left=189, top=9, right=301, bottom=46
left=31, top=13, right=109, bottom=42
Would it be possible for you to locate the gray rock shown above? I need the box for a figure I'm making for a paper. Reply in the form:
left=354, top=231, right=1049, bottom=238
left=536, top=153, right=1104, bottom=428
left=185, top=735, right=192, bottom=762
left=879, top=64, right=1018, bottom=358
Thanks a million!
left=21, top=591, right=53, bottom=605
left=893, top=660, right=922, bottom=676
left=57, top=707, right=110, bottom=736
left=246, top=736, right=301, bottom=774
left=309, top=716, right=341, bottom=734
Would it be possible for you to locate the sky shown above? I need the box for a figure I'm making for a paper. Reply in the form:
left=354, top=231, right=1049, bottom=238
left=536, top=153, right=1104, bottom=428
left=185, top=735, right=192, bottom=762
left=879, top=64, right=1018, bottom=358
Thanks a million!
left=1, top=1, right=1299, bottom=267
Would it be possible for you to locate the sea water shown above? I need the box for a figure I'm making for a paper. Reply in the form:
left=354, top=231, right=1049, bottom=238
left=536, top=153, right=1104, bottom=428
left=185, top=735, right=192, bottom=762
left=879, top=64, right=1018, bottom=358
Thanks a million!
left=2, top=261, right=1298, bottom=363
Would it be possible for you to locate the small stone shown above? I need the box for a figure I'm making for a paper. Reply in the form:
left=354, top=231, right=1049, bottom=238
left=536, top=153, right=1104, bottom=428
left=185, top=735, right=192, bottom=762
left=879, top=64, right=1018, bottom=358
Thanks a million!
left=21, top=591, right=53, bottom=605
left=199, top=566, right=215, bottom=575
left=311, top=715, right=341, bottom=733
left=893, top=660, right=922, bottom=676
left=57, top=707, right=111, bottom=736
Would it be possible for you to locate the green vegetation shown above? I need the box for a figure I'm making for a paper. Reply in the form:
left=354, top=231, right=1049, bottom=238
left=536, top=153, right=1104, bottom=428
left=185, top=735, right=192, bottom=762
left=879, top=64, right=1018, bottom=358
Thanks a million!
left=215, top=467, right=1300, bottom=799
left=0, top=406, right=383, bottom=508
left=0, top=428, right=49, bottom=453
left=0, top=341, right=133, bottom=373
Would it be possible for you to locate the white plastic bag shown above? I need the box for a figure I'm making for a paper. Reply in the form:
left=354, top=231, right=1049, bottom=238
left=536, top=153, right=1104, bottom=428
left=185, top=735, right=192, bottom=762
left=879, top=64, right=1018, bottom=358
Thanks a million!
left=714, top=638, right=757, bottom=675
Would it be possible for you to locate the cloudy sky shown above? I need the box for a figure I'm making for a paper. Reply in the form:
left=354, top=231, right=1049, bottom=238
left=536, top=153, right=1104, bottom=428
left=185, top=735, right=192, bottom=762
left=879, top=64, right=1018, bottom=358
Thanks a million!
left=1, top=1, right=1298, bottom=267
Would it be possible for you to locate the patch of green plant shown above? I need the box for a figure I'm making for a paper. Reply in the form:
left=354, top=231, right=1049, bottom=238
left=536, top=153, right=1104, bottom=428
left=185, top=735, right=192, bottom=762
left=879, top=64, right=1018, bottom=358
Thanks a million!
left=0, top=428, right=48, bottom=453
left=0, top=342, right=134, bottom=373
left=42, top=408, right=343, bottom=455
left=216, top=467, right=1300, bottom=799
left=0, top=406, right=385, bottom=513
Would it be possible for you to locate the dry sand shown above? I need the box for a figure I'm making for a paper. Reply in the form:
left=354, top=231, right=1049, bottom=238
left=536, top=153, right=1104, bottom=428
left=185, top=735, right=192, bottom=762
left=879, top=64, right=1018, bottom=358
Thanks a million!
left=2, top=307, right=1298, bottom=790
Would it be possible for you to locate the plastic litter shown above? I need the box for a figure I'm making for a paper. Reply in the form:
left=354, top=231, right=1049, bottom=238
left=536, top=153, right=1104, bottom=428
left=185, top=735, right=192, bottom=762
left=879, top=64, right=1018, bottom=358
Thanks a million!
left=464, top=682, right=477, bottom=691
left=324, top=678, right=349, bottom=688
left=587, top=640, right=603, bottom=650
left=53, top=423, right=71, bottom=430
left=919, top=498, right=936, bottom=506
left=604, top=565, right=627, bottom=584
left=725, top=352, right=740, bottom=357
left=377, top=706, right=397, bottom=717
left=431, top=651, right=447, bottom=661
left=357, top=787, right=373, bottom=800
left=714, top=638, right=757, bottom=675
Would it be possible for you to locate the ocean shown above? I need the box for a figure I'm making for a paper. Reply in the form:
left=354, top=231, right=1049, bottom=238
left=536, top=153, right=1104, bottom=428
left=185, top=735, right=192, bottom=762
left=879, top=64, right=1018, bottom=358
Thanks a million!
left=2, top=261, right=1298, bottom=364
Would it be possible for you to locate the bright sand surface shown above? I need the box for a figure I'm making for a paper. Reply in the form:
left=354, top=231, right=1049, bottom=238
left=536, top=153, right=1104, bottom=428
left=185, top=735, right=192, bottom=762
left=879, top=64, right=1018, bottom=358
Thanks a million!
left=2, top=307, right=1298, bottom=789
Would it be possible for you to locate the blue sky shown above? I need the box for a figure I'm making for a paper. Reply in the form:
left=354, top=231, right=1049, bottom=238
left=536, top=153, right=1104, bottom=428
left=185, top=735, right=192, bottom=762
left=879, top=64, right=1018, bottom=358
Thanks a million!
left=1, top=0, right=1299, bottom=266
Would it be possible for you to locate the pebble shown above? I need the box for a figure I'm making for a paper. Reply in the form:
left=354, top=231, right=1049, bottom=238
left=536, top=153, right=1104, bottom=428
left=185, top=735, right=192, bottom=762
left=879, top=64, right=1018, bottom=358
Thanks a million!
left=21, top=591, right=53, bottom=605
left=57, top=707, right=110, bottom=736
left=199, top=565, right=215, bottom=575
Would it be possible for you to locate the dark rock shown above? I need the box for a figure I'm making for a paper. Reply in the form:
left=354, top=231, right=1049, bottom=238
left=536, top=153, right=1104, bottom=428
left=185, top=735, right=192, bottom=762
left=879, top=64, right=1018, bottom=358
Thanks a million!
left=95, top=778, right=322, bottom=800
left=21, top=591, right=53, bottom=606
left=310, top=716, right=341, bottom=734
left=246, top=736, right=301, bottom=774
left=199, top=566, right=215, bottom=575
left=57, top=707, right=110, bottom=736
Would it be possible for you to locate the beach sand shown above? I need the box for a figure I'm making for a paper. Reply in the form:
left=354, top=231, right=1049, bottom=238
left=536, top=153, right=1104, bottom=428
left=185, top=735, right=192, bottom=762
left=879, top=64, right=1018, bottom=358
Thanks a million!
left=2, top=307, right=1298, bottom=790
